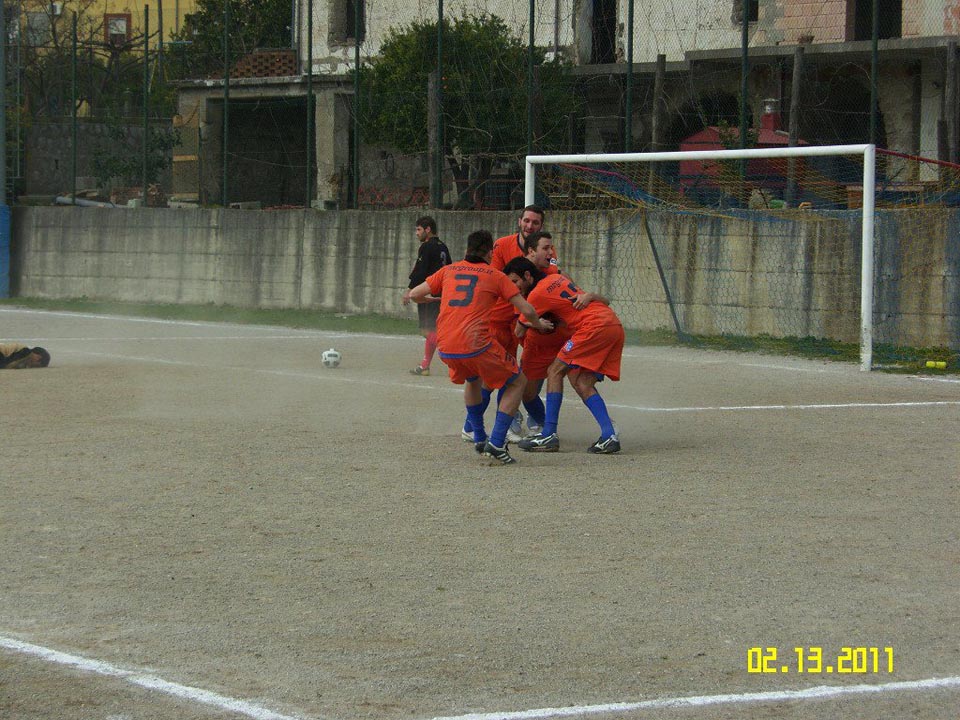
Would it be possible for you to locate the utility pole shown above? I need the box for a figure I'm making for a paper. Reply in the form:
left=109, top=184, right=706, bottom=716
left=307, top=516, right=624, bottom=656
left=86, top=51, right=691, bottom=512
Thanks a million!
left=143, top=6, right=150, bottom=206
left=222, top=0, right=230, bottom=206
left=305, top=0, right=313, bottom=207
left=1, top=0, right=7, bottom=205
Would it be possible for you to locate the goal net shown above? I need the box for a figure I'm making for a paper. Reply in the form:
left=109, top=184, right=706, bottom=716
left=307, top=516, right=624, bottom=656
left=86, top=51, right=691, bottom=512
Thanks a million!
left=525, top=145, right=959, bottom=371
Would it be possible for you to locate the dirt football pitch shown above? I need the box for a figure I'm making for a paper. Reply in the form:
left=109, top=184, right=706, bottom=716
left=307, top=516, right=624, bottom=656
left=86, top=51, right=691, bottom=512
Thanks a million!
left=1, top=306, right=958, bottom=720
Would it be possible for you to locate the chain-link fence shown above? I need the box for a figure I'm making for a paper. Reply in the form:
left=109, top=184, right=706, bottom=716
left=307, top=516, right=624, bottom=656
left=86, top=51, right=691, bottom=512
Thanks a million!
left=3, top=0, right=959, bottom=210
left=530, top=146, right=960, bottom=364
left=4, top=0, right=180, bottom=205
left=348, top=0, right=960, bottom=212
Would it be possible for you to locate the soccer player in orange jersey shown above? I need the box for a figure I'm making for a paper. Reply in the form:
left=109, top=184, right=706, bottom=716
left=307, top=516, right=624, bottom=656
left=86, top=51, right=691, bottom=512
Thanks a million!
left=460, top=205, right=548, bottom=443
left=409, top=231, right=553, bottom=464
left=514, top=231, right=566, bottom=433
left=503, top=257, right=624, bottom=454
left=490, top=204, right=546, bottom=271
left=488, top=205, right=551, bottom=358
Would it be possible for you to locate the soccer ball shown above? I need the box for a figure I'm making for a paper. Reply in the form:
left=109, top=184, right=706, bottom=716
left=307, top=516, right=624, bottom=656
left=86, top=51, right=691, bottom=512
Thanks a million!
left=321, top=348, right=342, bottom=368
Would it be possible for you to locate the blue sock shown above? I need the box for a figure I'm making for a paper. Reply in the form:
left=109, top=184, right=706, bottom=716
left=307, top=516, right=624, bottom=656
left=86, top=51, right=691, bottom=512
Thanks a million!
left=490, top=410, right=514, bottom=448
left=522, top=395, right=546, bottom=427
left=464, top=388, right=494, bottom=432
left=466, top=403, right=486, bottom=443
left=584, top=393, right=615, bottom=439
left=543, top=392, right=563, bottom=436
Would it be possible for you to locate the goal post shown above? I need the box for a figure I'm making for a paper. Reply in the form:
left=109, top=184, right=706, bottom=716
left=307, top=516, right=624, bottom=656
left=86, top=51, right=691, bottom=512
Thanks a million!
left=525, top=144, right=878, bottom=370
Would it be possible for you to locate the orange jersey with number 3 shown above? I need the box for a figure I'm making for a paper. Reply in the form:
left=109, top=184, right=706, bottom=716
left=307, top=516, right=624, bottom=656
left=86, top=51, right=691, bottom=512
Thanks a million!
left=426, top=261, right=521, bottom=357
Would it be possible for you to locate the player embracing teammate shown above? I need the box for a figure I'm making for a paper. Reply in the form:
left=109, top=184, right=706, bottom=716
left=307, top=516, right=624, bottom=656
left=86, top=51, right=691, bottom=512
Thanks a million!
left=459, top=204, right=550, bottom=441
left=411, top=213, right=625, bottom=463
left=408, top=231, right=554, bottom=465
left=503, top=256, right=624, bottom=454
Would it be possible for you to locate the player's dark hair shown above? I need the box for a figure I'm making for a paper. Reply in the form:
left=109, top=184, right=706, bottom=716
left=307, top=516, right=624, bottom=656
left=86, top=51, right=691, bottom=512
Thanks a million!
left=523, top=230, right=552, bottom=254
left=32, top=346, right=51, bottom=367
left=415, top=216, right=437, bottom=234
left=502, top=257, right=544, bottom=288
left=521, top=204, right=545, bottom=222
left=465, top=230, right=494, bottom=263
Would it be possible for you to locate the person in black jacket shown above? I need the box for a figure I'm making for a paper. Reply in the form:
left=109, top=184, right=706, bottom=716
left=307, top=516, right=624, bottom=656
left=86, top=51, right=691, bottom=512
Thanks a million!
left=401, top=216, right=451, bottom=376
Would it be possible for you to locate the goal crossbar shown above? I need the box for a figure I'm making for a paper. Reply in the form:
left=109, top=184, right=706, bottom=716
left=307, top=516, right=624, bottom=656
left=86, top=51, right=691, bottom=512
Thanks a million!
left=525, top=144, right=877, bottom=371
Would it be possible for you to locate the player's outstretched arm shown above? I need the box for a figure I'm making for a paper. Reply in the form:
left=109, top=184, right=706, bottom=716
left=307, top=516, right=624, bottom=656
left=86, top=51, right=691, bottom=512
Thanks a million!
left=572, top=291, right=610, bottom=309
left=408, top=282, right=438, bottom=304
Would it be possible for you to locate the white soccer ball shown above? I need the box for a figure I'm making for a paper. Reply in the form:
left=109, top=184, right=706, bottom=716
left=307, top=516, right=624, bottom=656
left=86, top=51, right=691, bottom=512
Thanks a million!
left=321, top=348, right=342, bottom=368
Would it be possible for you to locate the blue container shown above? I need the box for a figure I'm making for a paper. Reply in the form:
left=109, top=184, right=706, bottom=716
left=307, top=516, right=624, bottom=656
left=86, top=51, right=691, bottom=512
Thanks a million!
left=0, top=205, right=9, bottom=298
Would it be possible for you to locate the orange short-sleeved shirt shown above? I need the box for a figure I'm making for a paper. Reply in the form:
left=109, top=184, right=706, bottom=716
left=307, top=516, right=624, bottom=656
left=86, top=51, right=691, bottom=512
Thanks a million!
left=490, top=233, right=560, bottom=326
left=489, top=233, right=527, bottom=327
left=491, top=232, right=560, bottom=273
left=490, top=233, right=524, bottom=271
left=426, top=261, right=521, bottom=358
left=526, top=275, right=624, bottom=380
left=526, top=276, right=619, bottom=333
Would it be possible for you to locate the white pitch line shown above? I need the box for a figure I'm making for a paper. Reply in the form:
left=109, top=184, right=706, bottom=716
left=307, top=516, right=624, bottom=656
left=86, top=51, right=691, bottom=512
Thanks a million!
left=69, top=350, right=445, bottom=394
left=916, top=375, right=960, bottom=385
left=0, top=306, right=410, bottom=341
left=0, top=307, right=265, bottom=330
left=608, top=400, right=960, bottom=413
left=6, top=306, right=956, bottom=384
left=5, top=634, right=958, bottom=720
left=26, top=335, right=334, bottom=341
left=737, top=360, right=845, bottom=374
left=0, top=636, right=306, bottom=720
left=72, top=350, right=209, bottom=368
left=65, top=350, right=960, bottom=412
left=428, top=676, right=960, bottom=720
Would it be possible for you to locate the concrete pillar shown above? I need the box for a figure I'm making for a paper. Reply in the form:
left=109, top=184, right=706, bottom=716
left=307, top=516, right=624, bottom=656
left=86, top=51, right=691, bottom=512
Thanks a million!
left=314, top=88, right=351, bottom=208
left=878, top=62, right=921, bottom=179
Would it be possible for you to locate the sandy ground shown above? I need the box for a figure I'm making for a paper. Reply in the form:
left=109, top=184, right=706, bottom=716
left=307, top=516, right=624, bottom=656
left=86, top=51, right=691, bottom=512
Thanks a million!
left=1, top=306, right=958, bottom=720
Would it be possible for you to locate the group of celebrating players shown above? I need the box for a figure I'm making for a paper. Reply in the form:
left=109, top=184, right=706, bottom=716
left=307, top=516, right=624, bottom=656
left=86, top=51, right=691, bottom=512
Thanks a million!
left=405, top=206, right=624, bottom=465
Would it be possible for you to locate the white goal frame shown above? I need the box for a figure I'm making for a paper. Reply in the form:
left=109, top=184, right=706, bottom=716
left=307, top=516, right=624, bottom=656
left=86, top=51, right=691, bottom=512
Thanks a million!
left=524, top=144, right=877, bottom=371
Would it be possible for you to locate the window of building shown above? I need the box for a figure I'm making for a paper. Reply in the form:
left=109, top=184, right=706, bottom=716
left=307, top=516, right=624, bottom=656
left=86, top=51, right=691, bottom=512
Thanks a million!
left=733, top=0, right=759, bottom=24
left=104, top=13, right=131, bottom=47
left=329, top=0, right=365, bottom=44
left=25, top=11, right=51, bottom=46
left=851, top=0, right=901, bottom=40
left=591, top=0, right=616, bottom=64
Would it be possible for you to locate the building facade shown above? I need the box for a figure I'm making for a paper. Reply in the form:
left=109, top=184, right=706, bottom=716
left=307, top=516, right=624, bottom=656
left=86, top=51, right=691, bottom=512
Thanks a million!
left=173, top=0, right=960, bottom=207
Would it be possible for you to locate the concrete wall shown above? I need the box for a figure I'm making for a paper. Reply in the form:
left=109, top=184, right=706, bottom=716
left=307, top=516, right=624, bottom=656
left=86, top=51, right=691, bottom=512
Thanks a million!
left=25, top=122, right=159, bottom=196
left=10, top=206, right=960, bottom=350
left=10, top=207, right=488, bottom=315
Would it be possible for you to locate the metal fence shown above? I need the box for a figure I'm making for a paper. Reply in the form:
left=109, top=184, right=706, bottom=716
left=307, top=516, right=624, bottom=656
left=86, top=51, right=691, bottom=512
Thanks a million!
left=4, top=0, right=959, bottom=209
left=5, top=0, right=179, bottom=205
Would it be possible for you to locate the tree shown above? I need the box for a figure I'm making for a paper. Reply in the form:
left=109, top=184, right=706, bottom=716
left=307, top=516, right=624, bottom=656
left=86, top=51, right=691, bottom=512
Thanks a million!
left=358, top=13, right=578, bottom=207
left=92, top=120, right=180, bottom=188
left=168, top=0, right=291, bottom=80
left=20, top=0, right=155, bottom=120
